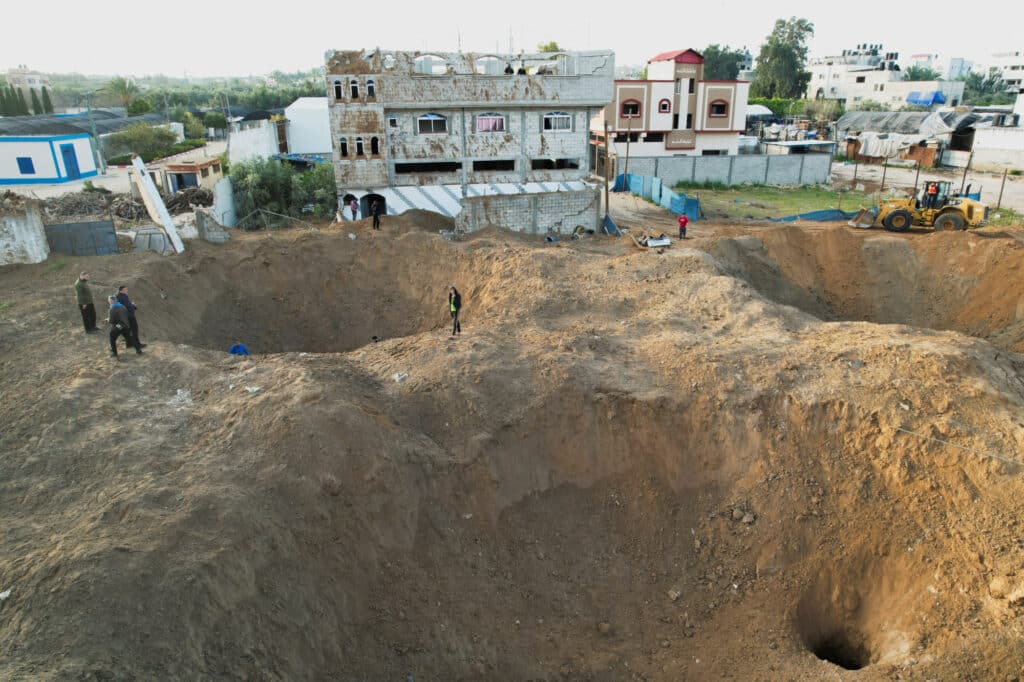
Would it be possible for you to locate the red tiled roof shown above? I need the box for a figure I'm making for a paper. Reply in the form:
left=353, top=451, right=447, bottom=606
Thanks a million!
left=648, top=49, right=704, bottom=64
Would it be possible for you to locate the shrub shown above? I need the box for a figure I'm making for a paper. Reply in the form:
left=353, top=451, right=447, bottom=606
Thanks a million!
left=104, top=123, right=177, bottom=161
left=231, top=159, right=336, bottom=230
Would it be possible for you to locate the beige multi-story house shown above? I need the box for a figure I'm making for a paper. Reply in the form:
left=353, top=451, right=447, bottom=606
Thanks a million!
left=590, top=49, right=749, bottom=160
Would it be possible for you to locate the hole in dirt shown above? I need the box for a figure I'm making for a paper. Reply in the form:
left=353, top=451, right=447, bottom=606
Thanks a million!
left=707, top=228, right=1024, bottom=350
left=807, top=630, right=870, bottom=670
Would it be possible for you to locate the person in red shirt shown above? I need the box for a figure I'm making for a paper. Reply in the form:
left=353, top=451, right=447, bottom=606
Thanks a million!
left=677, top=213, right=689, bottom=239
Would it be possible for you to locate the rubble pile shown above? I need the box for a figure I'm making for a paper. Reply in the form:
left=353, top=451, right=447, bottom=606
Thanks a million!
left=0, top=190, right=27, bottom=214
left=165, top=187, right=214, bottom=215
left=110, top=196, right=147, bottom=221
left=43, top=192, right=110, bottom=219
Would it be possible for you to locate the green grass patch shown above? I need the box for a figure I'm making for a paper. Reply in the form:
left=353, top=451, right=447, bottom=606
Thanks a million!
left=45, top=258, right=68, bottom=273
left=0, top=301, right=11, bottom=314
left=986, top=206, right=1024, bottom=228
left=672, top=183, right=877, bottom=220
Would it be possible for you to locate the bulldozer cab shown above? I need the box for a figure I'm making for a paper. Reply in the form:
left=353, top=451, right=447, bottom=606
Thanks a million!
left=918, top=180, right=952, bottom=209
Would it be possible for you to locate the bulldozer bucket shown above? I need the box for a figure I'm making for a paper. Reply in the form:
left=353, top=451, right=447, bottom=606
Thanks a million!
left=848, top=208, right=876, bottom=229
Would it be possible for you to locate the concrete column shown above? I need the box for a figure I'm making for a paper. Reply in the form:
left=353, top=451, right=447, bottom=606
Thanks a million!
left=520, top=110, right=528, bottom=183
left=460, top=108, right=469, bottom=188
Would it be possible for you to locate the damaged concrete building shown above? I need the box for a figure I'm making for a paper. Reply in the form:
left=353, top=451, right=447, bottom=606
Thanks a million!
left=324, top=49, right=614, bottom=234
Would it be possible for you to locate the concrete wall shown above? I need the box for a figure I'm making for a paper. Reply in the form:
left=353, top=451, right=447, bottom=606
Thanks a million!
left=228, top=123, right=279, bottom=165
left=285, top=97, right=332, bottom=154
left=1, top=134, right=97, bottom=184
left=455, top=188, right=600, bottom=234
left=0, top=203, right=49, bottom=265
left=614, top=153, right=831, bottom=186
left=969, top=127, right=1024, bottom=171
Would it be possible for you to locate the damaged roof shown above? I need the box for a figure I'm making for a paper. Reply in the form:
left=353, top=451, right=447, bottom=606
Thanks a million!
left=0, top=113, right=169, bottom=137
left=835, top=110, right=986, bottom=135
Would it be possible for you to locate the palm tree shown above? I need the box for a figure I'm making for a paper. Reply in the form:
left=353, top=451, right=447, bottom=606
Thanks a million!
left=103, top=76, right=140, bottom=114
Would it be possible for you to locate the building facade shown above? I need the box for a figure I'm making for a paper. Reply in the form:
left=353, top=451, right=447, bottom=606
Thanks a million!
left=4, top=66, right=51, bottom=92
left=991, top=51, right=1024, bottom=91
left=590, top=49, right=749, bottom=160
left=325, top=49, right=614, bottom=234
left=0, top=133, right=97, bottom=185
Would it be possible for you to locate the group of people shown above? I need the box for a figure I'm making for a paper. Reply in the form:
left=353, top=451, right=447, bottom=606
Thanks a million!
left=75, top=272, right=145, bottom=358
left=348, top=198, right=383, bottom=229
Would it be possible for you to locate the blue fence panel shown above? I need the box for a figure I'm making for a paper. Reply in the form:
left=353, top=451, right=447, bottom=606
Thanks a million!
left=642, top=175, right=654, bottom=200
left=683, top=198, right=701, bottom=221
left=603, top=214, right=621, bottom=236
left=618, top=173, right=701, bottom=222
left=613, top=174, right=627, bottom=192
left=652, top=177, right=662, bottom=204
left=628, top=174, right=644, bottom=195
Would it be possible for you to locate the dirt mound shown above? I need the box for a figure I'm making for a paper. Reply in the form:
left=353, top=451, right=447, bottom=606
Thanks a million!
left=1, top=213, right=1023, bottom=680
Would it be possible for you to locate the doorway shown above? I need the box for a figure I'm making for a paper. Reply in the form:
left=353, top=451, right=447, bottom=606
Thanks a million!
left=60, top=144, right=81, bottom=180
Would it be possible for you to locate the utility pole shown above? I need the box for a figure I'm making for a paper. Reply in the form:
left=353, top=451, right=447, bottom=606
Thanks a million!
left=85, top=91, right=106, bottom=175
left=603, top=121, right=610, bottom=217
left=623, top=114, right=633, bottom=179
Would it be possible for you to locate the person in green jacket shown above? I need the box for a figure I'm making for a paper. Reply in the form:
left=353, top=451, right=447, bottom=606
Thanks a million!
left=74, top=272, right=100, bottom=333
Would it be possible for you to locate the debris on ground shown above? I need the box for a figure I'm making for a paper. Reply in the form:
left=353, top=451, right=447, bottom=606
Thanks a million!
left=164, top=187, right=213, bottom=215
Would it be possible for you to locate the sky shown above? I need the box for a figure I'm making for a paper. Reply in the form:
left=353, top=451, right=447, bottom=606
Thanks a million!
left=3, top=1, right=1018, bottom=79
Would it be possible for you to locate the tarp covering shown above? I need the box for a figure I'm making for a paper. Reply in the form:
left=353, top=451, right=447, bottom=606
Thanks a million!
left=771, top=209, right=861, bottom=223
left=906, top=91, right=947, bottom=107
left=603, top=214, right=621, bottom=236
left=836, top=110, right=987, bottom=136
left=746, top=104, right=775, bottom=118
left=614, top=173, right=701, bottom=222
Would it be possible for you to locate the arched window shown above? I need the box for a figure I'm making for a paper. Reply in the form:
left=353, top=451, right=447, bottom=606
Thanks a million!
left=350, top=78, right=359, bottom=99
left=414, top=54, right=449, bottom=75
left=417, top=113, right=448, bottom=134
left=709, top=99, right=729, bottom=118
left=370, top=136, right=380, bottom=155
left=621, top=100, right=641, bottom=118
left=543, top=111, right=572, bottom=131
left=475, top=113, right=505, bottom=132
left=338, top=136, right=348, bottom=157
left=658, top=98, right=671, bottom=113
left=367, top=79, right=376, bottom=98
left=355, top=137, right=365, bottom=156
left=333, top=80, right=342, bottom=99
left=474, top=56, right=503, bottom=75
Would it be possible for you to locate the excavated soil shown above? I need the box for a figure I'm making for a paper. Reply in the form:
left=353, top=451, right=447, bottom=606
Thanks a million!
left=2, top=209, right=1024, bottom=681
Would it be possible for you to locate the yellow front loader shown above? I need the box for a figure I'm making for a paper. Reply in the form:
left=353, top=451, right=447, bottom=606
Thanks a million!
left=848, top=181, right=988, bottom=232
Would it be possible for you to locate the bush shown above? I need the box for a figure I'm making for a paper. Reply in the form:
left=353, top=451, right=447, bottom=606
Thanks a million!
left=231, top=159, right=336, bottom=230
left=104, top=138, right=205, bottom=165
left=104, top=123, right=177, bottom=161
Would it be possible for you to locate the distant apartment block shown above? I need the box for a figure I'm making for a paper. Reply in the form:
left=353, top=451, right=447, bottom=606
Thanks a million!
left=991, top=51, right=1024, bottom=91
left=324, top=49, right=614, bottom=234
left=590, top=49, right=749, bottom=160
left=5, top=65, right=51, bottom=92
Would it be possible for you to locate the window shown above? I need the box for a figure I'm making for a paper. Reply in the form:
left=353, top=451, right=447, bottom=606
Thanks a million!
left=388, top=114, right=398, bottom=128
left=355, top=137, right=364, bottom=156
left=672, top=113, right=679, bottom=129
left=395, top=161, right=462, bottom=174
left=709, top=100, right=728, bottom=117
left=473, top=159, right=515, bottom=171
left=339, top=136, right=348, bottom=157
left=621, top=100, right=641, bottom=118
left=701, top=150, right=724, bottom=156
left=370, top=136, right=380, bottom=155
left=367, top=79, right=376, bottom=98
left=675, top=79, right=682, bottom=94
left=418, top=113, right=448, bottom=134
left=475, top=113, right=506, bottom=132
left=333, top=80, right=342, bottom=99
left=414, top=55, right=449, bottom=75
left=613, top=133, right=639, bottom=143
left=531, top=158, right=580, bottom=170
left=658, top=99, right=671, bottom=113
left=543, top=111, right=572, bottom=131
left=685, top=113, right=693, bottom=129
left=201, top=167, right=210, bottom=178
left=688, top=79, right=695, bottom=94
left=645, top=132, right=664, bottom=142
left=350, top=78, right=359, bottom=98
left=16, top=157, right=35, bottom=174
left=856, top=76, right=866, bottom=83
left=212, top=162, right=221, bottom=173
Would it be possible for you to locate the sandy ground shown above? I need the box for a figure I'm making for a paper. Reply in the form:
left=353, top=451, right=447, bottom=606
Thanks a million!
left=5, top=140, right=227, bottom=198
left=1, top=199, right=1024, bottom=680
left=831, top=160, right=1024, bottom=213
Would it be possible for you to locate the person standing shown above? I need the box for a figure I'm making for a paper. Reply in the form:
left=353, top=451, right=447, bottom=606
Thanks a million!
left=74, top=272, right=100, bottom=333
left=677, top=213, right=689, bottom=240
left=349, top=197, right=359, bottom=221
left=925, top=182, right=938, bottom=209
left=448, top=285, right=462, bottom=336
left=371, top=200, right=382, bottom=230
left=107, top=295, right=142, bottom=357
left=116, top=285, right=146, bottom=351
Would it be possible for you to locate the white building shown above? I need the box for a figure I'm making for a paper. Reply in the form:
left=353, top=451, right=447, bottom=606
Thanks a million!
left=991, top=51, right=1024, bottom=91
left=0, top=134, right=97, bottom=185
left=283, top=97, right=331, bottom=156
left=4, top=66, right=51, bottom=92
left=807, top=43, right=901, bottom=100
left=947, top=58, right=973, bottom=81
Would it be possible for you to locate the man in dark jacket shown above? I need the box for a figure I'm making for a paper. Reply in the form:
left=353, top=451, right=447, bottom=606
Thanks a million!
left=107, top=295, right=142, bottom=357
left=116, top=285, right=146, bottom=351
left=448, top=285, right=462, bottom=336
left=74, top=272, right=100, bottom=333
left=371, top=200, right=382, bottom=230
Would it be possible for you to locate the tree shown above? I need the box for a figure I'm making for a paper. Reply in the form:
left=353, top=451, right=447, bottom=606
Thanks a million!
left=182, top=112, right=205, bottom=139
left=537, top=41, right=562, bottom=53
left=103, top=76, right=140, bottom=111
left=750, top=17, right=814, bottom=99
left=40, top=86, right=54, bottom=113
left=127, top=99, right=154, bottom=115
left=702, top=45, right=745, bottom=81
left=28, top=89, right=42, bottom=115
left=16, top=88, right=30, bottom=115
left=903, top=65, right=941, bottom=81
left=0, top=88, right=11, bottom=116
left=804, top=98, right=843, bottom=122
left=103, top=122, right=178, bottom=160
left=849, top=99, right=886, bottom=112
left=204, top=111, right=227, bottom=130
left=960, top=70, right=1014, bottom=105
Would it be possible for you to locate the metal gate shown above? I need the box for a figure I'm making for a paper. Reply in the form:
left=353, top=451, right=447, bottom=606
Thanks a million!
left=44, top=220, right=118, bottom=256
